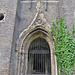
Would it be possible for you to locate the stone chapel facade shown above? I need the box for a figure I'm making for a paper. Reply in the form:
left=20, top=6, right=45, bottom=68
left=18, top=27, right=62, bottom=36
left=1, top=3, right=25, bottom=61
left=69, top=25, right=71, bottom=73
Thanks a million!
left=0, top=0, right=75, bottom=75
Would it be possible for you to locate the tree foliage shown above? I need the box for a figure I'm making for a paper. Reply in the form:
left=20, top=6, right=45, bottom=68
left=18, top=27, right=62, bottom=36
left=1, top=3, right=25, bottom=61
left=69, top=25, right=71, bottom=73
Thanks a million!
left=51, top=18, right=75, bottom=75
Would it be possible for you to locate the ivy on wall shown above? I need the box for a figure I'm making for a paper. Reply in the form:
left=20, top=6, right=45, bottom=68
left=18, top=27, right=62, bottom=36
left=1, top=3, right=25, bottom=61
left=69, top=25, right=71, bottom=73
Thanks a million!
left=51, top=18, right=75, bottom=75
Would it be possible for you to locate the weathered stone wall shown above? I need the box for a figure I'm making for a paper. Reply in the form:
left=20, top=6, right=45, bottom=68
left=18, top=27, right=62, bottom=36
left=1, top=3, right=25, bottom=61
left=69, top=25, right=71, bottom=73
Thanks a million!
left=16, top=0, right=75, bottom=36
left=17, top=0, right=59, bottom=36
left=63, top=0, right=75, bottom=31
left=0, top=0, right=18, bottom=75
left=0, top=0, right=75, bottom=75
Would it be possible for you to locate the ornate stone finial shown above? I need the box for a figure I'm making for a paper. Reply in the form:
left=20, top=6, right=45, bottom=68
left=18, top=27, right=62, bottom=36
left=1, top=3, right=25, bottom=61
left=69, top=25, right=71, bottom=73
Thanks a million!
left=36, top=1, right=43, bottom=13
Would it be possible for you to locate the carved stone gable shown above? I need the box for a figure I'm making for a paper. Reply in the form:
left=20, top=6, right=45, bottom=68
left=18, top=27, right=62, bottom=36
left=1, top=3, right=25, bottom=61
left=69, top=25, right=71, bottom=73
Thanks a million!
left=27, top=1, right=51, bottom=31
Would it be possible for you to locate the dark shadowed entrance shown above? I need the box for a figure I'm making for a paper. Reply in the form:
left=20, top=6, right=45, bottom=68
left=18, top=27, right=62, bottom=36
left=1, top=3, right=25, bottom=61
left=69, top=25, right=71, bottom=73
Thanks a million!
left=27, top=37, right=51, bottom=75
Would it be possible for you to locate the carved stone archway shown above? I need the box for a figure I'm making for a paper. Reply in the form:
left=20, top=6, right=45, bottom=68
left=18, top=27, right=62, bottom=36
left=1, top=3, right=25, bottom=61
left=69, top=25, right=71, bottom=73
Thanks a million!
left=15, top=1, right=57, bottom=75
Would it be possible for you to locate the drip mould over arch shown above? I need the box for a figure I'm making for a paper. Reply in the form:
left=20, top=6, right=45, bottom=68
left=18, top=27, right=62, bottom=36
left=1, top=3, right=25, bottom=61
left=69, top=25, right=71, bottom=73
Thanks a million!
left=15, top=1, right=57, bottom=75
left=16, top=1, right=51, bottom=51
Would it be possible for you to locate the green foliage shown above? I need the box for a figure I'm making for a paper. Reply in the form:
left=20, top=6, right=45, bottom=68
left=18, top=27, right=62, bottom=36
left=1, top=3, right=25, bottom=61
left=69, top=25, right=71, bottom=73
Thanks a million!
left=51, top=18, right=75, bottom=75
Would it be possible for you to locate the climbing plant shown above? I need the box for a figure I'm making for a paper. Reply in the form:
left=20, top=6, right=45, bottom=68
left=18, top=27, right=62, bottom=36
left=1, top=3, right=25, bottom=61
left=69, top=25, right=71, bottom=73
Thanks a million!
left=51, top=18, right=75, bottom=75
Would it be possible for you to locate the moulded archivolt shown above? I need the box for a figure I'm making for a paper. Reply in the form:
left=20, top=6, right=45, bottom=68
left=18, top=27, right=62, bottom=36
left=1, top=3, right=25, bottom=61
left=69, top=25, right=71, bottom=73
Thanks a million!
left=15, top=1, right=57, bottom=75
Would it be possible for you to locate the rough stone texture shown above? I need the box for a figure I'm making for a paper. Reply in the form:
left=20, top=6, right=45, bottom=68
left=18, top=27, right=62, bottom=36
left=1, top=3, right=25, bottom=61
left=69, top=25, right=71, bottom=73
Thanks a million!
left=0, top=0, right=18, bottom=75
left=0, top=0, right=75, bottom=75
left=17, top=0, right=59, bottom=36
left=63, top=0, right=75, bottom=30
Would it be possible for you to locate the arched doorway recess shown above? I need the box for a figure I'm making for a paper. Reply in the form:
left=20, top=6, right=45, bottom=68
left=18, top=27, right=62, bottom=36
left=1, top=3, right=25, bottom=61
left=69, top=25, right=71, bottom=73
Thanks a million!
left=28, top=37, right=51, bottom=75
left=15, top=1, right=57, bottom=75
left=15, top=26, right=57, bottom=75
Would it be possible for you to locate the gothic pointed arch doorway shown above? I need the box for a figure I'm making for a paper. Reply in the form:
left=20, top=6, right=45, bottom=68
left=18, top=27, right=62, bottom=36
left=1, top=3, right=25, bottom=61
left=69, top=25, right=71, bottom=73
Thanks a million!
left=27, top=37, right=51, bottom=75
left=9, top=1, right=58, bottom=75
left=15, top=27, right=57, bottom=75
left=13, top=1, right=57, bottom=75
